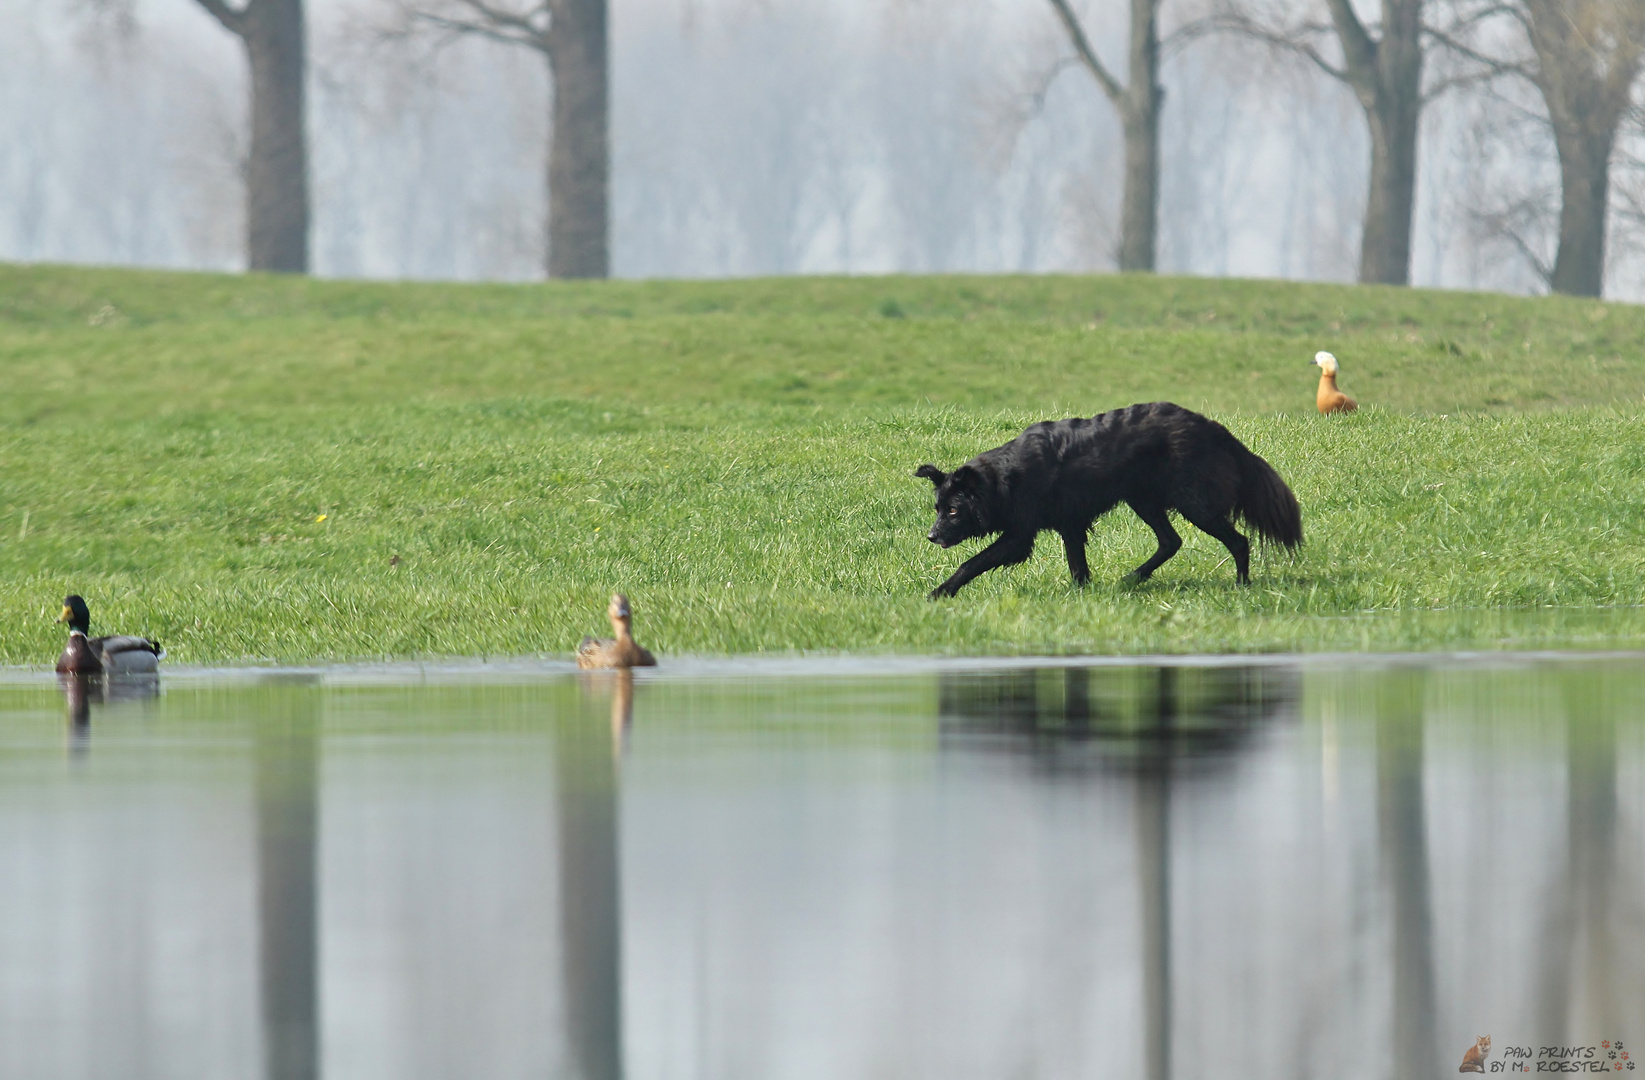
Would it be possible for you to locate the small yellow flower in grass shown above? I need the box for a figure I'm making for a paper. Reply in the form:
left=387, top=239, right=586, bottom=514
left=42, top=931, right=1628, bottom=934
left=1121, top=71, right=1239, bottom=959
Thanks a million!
left=315, top=514, right=328, bottom=523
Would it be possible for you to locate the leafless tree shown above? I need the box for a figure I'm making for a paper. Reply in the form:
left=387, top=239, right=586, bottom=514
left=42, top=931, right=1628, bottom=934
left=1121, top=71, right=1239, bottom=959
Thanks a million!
left=192, top=0, right=311, bottom=272
left=1616, top=110, right=1645, bottom=277
left=385, top=0, right=608, bottom=278
left=1044, top=0, right=1164, bottom=272
left=1435, top=0, right=1645, bottom=296
left=1188, top=0, right=1436, bottom=285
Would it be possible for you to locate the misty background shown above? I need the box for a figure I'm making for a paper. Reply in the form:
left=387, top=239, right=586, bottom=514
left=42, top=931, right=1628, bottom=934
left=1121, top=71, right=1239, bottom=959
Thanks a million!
left=2, top=0, right=1643, bottom=298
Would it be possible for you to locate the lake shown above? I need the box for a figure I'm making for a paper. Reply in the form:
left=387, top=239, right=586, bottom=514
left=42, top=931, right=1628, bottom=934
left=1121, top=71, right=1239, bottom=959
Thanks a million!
left=1, top=654, right=1641, bottom=1080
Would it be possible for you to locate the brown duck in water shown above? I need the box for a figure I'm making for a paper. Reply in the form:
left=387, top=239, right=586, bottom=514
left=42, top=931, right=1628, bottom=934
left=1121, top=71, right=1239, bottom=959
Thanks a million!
left=576, top=593, right=656, bottom=669
left=55, top=595, right=164, bottom=675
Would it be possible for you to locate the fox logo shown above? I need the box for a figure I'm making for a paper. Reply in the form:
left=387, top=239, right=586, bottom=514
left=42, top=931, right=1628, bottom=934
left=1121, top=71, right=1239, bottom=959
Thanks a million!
left=1459, top=1035, right=1491, bottom=1073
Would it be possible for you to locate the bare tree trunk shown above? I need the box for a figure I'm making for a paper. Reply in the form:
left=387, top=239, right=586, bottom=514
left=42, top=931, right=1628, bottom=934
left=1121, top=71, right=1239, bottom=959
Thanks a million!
left=389, top=0, right=610, bottom=278
left=1451, top=0, right=1645, bottom=296
left=1548, top=128, right=1615, bottom=296
left=195, top=0, right=310, bottom=273
left=1048, top=0, right=1164, bottom=273
left=1519, top=0, right=1643, bottom=297
left=1205, top=0, right=1426, bottom=284
left=1327, top=0, right=1423, bottom=285
left=547, top=0, right=609, bottom=279
left=1119, top=0, right=1163, bottom=272
left=1356, top=0, right=1421, bottom=283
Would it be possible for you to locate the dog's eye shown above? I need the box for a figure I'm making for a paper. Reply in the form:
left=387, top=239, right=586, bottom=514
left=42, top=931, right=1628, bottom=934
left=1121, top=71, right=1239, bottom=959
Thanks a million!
left=948, top=508, right=958, bottom=516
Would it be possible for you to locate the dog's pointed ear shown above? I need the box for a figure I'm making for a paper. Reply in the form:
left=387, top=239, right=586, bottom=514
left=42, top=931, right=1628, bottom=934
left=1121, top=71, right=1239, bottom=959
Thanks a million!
left=948, top=464, right=981, bottom=490
left=914, top=464, right=946, bottom=486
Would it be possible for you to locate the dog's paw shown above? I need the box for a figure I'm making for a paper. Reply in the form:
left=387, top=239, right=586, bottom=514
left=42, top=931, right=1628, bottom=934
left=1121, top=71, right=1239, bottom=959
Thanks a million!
left=928, top=585, right=955, bottom=600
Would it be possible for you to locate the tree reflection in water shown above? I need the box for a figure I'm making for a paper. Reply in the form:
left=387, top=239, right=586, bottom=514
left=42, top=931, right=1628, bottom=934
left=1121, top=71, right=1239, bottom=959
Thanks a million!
left=256, top=682, right=321, bottom=1080
left=938, top=664, right=1298, bottom=1080
left=20, top=660, right=1642, bottom=1078
left=1376, top=672, right=1437, bottom=1080
left=1537, top=671, right=1629, bottom=1045
left=560, top=671, right=633, bottom=1080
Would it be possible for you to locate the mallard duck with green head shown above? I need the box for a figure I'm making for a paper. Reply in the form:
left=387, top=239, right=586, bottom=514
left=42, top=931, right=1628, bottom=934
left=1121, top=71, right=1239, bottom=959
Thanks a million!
left=55, top=595, right=164, bottom=675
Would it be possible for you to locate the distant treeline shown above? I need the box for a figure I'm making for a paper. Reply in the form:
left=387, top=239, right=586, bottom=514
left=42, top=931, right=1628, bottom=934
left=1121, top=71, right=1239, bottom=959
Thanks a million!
left=2, top=0, right=1642, bottom=299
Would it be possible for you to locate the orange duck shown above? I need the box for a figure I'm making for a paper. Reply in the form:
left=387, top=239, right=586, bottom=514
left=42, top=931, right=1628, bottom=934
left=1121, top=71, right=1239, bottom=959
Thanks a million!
left=1312, top=351, right=1357, bottom=414
left=576, top=594, right=657, bottom=669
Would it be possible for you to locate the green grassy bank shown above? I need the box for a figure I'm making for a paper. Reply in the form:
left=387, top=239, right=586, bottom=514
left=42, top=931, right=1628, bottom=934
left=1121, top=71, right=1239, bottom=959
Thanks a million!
left=3, top=264, right=1644, bottom=663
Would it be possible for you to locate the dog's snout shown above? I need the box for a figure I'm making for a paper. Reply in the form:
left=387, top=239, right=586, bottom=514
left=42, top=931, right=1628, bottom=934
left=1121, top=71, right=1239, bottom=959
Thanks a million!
left=927, top=528, right=941, bottom=544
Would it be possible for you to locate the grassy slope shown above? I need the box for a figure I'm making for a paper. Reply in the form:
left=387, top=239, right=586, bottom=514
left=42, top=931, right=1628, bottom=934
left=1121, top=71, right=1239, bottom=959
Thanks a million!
left=2, top=263, right=1644, bottom=663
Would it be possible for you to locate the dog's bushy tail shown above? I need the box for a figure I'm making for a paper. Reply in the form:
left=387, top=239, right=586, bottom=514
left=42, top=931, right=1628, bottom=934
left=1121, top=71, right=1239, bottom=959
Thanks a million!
left=1233, top=449, right=1302, bottom=550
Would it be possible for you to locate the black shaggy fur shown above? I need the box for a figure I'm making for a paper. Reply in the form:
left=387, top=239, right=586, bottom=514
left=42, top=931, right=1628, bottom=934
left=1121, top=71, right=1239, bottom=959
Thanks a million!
left=916, top=402, right=1302, bottom=598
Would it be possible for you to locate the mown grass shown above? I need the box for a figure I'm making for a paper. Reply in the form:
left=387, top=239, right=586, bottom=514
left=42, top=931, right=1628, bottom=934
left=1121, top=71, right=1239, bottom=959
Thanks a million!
left=2, top=263, right=1644, bottom=664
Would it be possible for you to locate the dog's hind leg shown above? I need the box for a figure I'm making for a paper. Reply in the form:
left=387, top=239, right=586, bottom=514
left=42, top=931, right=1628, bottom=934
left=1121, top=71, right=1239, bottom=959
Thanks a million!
left=1059, top=527, right=1091, bottom=586
left=1127, top=502, right=1182, bottom=582
left=930, top=532, right=1036, bottom=598
left=1183, top=512, right=1252, bottom=584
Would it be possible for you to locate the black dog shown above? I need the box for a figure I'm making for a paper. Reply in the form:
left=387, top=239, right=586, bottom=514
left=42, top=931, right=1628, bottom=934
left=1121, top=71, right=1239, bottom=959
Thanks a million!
left=917, top=402, right=1302, bottom=598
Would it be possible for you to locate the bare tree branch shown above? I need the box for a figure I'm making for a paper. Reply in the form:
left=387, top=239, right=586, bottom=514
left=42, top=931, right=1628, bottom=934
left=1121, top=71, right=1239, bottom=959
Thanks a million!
left=454, top=0, right=549, bottom=45
left=1421, top=67, right=1508, bottom=103
left=194, top=0, right=248, bottom=36
left=1320, top=0, right=1377, bottom=88
left=1180, top=9, right=1349, bottom=81
left=1023, top=56, right=1079, bottom=118
left=1422, top=22, right=1534, bottom=81
left=1494, top=216, right=1554, bottom=285
left=389, top=0, right=551, bottom=53
left=414, top=11, right=543, bottom=51
left=1045, top=0, right=1125, bottom=103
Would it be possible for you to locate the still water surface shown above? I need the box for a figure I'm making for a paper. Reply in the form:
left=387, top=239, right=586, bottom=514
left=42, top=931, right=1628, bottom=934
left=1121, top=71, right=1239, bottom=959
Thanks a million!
left=1, top=656, right=1642, bottom=1080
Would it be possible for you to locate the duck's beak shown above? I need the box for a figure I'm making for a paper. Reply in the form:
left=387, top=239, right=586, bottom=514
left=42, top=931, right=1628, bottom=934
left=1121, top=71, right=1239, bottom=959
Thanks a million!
left=57, top=605, right=73, bottom=624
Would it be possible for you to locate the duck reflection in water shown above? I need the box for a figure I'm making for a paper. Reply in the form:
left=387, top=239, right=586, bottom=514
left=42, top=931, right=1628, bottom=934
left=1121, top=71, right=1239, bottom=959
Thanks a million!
left=57, top=671, right=161, bottom=755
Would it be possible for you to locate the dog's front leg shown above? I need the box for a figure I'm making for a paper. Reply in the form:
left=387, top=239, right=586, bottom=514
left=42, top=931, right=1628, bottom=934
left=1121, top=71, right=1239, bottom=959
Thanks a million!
left=930, top=532, right=1036, bottom=599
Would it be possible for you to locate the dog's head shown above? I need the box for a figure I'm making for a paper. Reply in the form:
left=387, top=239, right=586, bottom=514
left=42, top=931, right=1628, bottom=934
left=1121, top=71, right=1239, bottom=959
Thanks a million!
left=916, top=463, right=994, bottom=548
